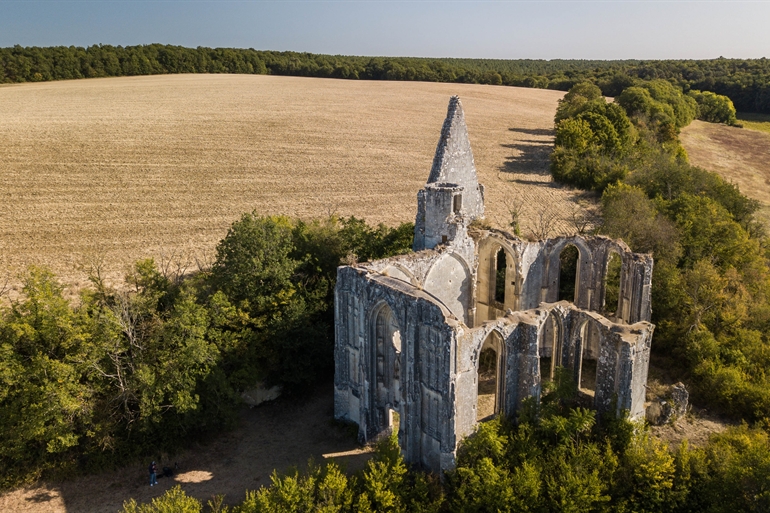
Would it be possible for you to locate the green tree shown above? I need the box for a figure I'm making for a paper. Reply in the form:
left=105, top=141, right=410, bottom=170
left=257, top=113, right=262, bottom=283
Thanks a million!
left=210, top=214, right=298, bottom=316
left=615, top=434, right=677, bottom=513
left=0, top=268, right=91, bottom=486
left=354, top=432, right=407, bottom=512
left=555, top=81, right=603, bottom=122
left=552, top=83, right=637, bottom=191
left=209, top=214, right=330, bottom=390
left=689, top=90, right=739, bottom=125
left=600, top=183, right=682, bottom=264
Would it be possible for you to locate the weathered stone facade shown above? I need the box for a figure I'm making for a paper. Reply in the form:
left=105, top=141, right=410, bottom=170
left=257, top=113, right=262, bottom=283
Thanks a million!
left=334, top=96, right=655, bottom=472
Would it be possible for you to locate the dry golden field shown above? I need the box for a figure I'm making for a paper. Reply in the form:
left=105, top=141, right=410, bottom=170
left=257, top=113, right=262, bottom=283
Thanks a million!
left=680, top=120, right=770, bottom=225
left=0, top=74, right=589, bottom=293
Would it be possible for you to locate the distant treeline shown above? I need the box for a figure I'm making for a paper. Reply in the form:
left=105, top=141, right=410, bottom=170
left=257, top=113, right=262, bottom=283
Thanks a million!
left=2, top=44, right=770, bottom=113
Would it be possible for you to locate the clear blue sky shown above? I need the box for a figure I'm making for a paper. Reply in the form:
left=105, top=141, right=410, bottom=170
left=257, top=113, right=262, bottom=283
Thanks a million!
left=1, top=1, right=768, bottom=60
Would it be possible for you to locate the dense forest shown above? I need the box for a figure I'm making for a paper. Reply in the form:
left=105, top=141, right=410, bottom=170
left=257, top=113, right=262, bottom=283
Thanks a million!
left=2, top=44, right=770, bottom=113
left=550, top=79, right=770, bottom=424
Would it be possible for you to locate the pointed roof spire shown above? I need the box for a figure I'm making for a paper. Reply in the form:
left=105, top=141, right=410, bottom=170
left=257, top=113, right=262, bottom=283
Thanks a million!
left=413, top=96, right=484, bottom=251
left=427, top=96, right=479, bottom=188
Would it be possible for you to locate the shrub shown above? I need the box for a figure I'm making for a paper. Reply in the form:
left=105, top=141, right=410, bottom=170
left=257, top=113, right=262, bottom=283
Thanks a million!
left=121, top=486, right=202, bottom=513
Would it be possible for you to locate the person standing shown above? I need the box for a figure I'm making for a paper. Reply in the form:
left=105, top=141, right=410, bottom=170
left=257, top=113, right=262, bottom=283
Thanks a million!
left=149, top=461, right=158, bottom=486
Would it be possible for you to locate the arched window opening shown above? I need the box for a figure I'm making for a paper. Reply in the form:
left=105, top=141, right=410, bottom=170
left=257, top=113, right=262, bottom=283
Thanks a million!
left=578, top=322, right=599, bottom=398
left=376, top=314, right=386, bottom=391
left=476, top=241, right=517, bottom=325
left=476, top=332, right=502, bottom=422
left=374, top=306, right=402, bottom=412
left=539, top=312, right=561, bottom=383
left=453, top=194, right=462, bottom=214
left=392, top=330, right=402, bottom=411
left=558, top=244, right=579, bottom=303
left=604, top=252, right=621, bottom=317
left=495, top=248, right=507, bottom=304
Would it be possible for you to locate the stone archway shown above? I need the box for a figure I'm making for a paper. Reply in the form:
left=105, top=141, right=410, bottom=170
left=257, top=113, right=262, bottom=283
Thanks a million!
left=475, top=238, right=518, bottom=325
left=545, top=238, right=593, bottom=308
left=539, top=311, right=563, bottom=384
left=558, top=244, right=580, bottom=303
left=576, top=320, right=600, bottom=401
left=476, top=330, right=504, bottom=421
left=603, top=250, right=622, bottom=319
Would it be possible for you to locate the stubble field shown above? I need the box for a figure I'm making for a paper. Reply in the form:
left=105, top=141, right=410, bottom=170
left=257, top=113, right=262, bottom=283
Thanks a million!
left=0, top=74, right=588, bottom=293
left=680, top=119, right=770, bottom=225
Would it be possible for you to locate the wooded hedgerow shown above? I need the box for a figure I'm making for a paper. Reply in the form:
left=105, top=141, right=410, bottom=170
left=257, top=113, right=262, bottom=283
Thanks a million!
left=2, top=44, right=770, bottom=113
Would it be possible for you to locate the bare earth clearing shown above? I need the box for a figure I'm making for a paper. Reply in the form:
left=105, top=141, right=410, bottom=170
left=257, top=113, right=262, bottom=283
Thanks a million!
left=0, top=74, right=588, bottom=295
left=0, top=384, right=372, bottom=513
left=645, top=359, right=732, bottom=449
left=680, top=120, right=770, bottom=225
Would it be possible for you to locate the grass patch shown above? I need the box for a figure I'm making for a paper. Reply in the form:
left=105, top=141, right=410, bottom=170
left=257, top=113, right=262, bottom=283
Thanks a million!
left=737, top=112, right=770, bottom=135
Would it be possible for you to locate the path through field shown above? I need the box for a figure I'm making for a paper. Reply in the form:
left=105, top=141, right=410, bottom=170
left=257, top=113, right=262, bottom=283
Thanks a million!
left=0, top=75, right=587, bottom=294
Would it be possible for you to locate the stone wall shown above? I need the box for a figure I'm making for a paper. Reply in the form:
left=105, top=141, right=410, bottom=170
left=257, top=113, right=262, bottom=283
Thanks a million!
left=472, top=231, right=653, bottom=325
left=334, top=266, right=461, bottom=470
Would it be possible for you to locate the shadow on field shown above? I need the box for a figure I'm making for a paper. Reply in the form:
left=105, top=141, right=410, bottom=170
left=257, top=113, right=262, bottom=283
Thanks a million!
left=508, top=127, right=554, bottom=137
left=499, top=127, right=555, bottom=185
left=5, top=384, right=371, bottom=513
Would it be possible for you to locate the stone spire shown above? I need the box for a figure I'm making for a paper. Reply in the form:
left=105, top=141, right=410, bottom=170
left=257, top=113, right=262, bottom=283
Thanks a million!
left=428, top=96, right=480, bottom=193
left=413, top=96, right=485, bottom=251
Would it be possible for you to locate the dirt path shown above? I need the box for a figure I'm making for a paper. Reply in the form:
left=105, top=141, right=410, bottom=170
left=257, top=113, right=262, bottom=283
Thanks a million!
left=0, top=384, right=371, bottom=513
left=650, top=414, right=732, bottom=449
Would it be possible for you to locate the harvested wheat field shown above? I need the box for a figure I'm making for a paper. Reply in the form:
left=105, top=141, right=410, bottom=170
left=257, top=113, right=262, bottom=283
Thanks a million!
left=680, top=119, right=770, bottom=224
left=0, top=74, right=589, bottom=293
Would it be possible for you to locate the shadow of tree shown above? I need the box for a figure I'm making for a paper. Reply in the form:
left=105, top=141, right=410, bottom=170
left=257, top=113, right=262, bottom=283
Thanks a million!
left=499, top=137, right=556, bottom=187
left=25, top=491, right=57, bottom=503
left=508, top=127, right=555, bottom=137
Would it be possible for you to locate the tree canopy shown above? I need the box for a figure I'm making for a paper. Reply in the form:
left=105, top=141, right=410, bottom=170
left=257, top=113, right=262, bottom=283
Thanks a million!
left=552, top=80, right=770, bottom=426
left=0, top=215, right=412, bottom=488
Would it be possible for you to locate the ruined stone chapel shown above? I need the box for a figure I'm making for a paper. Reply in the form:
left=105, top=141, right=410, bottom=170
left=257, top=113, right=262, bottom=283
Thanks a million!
left=334, top=96, right=655, bottom=472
